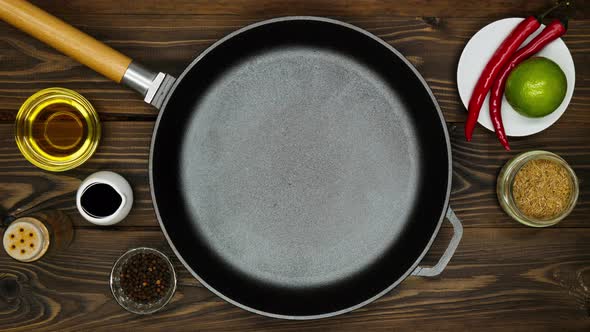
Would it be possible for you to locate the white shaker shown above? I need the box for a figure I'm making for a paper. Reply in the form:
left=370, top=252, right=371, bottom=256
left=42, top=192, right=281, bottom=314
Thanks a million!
left=76, top=171, right=133, bottom=226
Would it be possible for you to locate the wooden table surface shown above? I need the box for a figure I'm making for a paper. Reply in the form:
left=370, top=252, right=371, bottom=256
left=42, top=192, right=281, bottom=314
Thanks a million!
left=1, top=1, right=589, bottom=331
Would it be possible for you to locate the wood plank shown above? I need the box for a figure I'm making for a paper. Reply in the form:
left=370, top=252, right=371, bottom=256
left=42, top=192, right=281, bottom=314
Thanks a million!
left=1, top=2, right=588, bottom=331
left=0, top=122, right=153, bottom=227
left=0, top=15, right=589, bottom=123
left=26, top=0, right=590, bottom=18
left=0, top=227, right=589, bottom=331
left=1, top=121, right=588, bottom=228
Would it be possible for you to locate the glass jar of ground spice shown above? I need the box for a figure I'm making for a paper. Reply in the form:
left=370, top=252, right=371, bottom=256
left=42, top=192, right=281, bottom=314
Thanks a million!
left=497, top=151, right=579, bottom=227
left=110, top=247, right=177, bottom=314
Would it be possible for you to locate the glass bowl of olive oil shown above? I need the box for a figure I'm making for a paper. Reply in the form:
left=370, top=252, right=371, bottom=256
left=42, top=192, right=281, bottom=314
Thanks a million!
left=15, top=88, right=100, bottom=172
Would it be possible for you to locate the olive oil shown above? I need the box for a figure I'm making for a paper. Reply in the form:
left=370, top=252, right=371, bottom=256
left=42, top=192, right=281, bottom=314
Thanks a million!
left=15, top=88, right=100, bottom=171
left=30, top=102, right=88, bottom=157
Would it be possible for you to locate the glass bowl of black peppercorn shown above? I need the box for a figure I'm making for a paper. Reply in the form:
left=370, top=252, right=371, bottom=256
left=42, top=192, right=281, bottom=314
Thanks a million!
left=110, top=247, right=177, bottom=314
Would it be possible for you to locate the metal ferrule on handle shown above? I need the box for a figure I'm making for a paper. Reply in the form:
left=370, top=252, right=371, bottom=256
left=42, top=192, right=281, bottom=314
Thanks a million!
left=122, top=63, right=176, bottom=109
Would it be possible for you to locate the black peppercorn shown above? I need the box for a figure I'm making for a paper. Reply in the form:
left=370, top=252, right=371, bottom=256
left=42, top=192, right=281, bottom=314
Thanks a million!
left=119, top=252, right=172, bottom=304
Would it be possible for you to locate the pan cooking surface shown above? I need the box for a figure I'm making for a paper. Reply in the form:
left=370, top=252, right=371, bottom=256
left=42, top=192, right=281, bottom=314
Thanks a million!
left=180, top=46, right=421, bottom=287
left=151, top=18, right=450, bottom=317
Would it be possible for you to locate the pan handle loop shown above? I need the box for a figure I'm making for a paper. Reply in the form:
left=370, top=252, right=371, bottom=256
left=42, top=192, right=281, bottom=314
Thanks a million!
left=411, top=207, right=463, bottom=277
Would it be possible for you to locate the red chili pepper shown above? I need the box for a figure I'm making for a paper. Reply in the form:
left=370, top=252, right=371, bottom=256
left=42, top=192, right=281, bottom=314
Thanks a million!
left=489, top=19, right=568, bottom=151
left=464, top=16, right=540, bottom=141
left=464, top=1, right=570, bottom=141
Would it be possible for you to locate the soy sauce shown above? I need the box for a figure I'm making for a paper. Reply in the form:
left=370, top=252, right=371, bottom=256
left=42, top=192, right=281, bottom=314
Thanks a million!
left=81, top=183, right=122, bottom=218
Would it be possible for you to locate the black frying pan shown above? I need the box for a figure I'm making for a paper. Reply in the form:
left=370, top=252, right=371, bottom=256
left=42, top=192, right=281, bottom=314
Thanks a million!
left=1, top=0, right=463, bottom=319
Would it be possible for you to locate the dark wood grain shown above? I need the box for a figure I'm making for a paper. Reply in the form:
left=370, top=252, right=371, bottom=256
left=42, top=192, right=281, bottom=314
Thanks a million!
left=1, top=1, right=590, bottom=330
left=1, top=227, right=589, bottom=331
left=1, top=121, right=588, bottom=228
left=0, top=15, right=589, bottom=123
left=27, top=0, right=590, bottom=18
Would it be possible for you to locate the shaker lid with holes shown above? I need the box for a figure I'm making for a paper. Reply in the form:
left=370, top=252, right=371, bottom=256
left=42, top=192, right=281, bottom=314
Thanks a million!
left=3, top=217, right=50, bottom=262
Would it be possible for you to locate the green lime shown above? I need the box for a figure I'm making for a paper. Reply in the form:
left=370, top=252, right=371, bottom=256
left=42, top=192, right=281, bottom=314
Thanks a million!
left=505, top=57, right=567, bottom=118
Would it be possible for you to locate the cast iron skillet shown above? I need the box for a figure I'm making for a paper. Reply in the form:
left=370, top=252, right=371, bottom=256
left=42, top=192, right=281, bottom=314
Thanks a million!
left=1, top=0, right=463, bottom=319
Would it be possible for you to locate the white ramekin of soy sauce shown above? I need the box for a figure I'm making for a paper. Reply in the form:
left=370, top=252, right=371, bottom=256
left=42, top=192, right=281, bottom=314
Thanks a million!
left=76, top=171, right=133, bottom=225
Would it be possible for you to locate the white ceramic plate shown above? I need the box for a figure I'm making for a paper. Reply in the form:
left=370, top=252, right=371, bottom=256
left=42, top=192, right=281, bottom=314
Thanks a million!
left=457, top=17, right=575, bottom=137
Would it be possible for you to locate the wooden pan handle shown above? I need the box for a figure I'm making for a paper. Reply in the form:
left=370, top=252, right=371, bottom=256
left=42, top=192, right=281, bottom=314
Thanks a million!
left=0, top=0, right=132, bottom=82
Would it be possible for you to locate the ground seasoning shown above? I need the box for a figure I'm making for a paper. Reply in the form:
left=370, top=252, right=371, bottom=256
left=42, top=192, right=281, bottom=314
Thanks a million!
left=119, top=252, right=171, bottom=304
left=512, top=159, right=572, bottom=219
